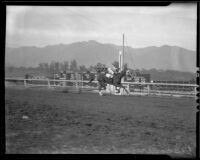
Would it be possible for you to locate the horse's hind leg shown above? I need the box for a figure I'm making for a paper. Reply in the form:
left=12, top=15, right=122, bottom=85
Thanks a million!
left=116, top=83, right=130, bottom=96
left=99, top=90, right=103, bottom=96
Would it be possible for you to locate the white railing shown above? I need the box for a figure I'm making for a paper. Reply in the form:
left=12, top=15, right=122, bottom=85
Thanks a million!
left=5, top=78, right=197, bottom=97
left=5, top=78, right=99, bottom=89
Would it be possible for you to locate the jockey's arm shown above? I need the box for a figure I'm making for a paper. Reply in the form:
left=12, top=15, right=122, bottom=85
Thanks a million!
left=108, top=68, right=114, bottom=75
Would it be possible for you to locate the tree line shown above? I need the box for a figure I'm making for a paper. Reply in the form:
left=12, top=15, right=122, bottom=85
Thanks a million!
left=37, top=59, right=122, bottom=73
left=36, top=59, right=129, bottom=73
left=5, top=59, right=123, bottom=75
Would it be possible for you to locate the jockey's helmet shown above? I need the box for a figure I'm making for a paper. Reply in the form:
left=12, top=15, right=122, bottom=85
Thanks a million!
left=107, top=67, right=114, bottom=74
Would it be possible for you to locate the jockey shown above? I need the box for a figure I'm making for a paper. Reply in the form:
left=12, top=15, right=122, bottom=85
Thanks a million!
left=106, top=65, right=119, bottom=78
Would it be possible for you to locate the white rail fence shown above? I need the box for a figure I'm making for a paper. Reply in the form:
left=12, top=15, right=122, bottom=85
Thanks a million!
left=5, top=78, right=197, bottom=97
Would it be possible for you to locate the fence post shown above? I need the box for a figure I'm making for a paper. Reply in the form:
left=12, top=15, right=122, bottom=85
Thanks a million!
left=63, top=80, right=66, bottom=87
left=127, top=83, right=130, bottom=93
left=194, top=86, right=196, bottom=99
left=24, top=79, right=27, bottom=87
left=147, top=84, right=150, bottom=95
left=82, top=76, right=83, bottom=88
left=48, top=79, right=50, bottom=88
left=76, top=80, right=78, bottom=88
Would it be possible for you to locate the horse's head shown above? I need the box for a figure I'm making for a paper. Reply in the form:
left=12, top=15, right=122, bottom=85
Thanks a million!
left=126, top=69, right=136, bottom=79
left=86, top=70, right=96, bottom=83
left=120, top=66, right=128, bottom=75
left=126, top=69, right=130, bottom=75
left=126, top=69, right=134, bottom=79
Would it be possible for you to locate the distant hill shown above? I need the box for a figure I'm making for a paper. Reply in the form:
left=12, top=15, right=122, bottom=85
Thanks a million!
left=5, top=40, right=196, bottom=73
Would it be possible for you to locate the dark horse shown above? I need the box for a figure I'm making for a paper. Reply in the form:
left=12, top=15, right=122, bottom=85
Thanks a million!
left=87, top=66, right=130, bottom=96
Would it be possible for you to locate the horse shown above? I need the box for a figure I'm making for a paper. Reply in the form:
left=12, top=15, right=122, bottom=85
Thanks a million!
left=87, top=66, right=130, bottom=96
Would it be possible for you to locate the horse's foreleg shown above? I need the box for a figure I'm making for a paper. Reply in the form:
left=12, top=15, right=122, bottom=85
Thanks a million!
left=99, top=91, right=103, bottom=96
left=98, top=83, right=103, bottom=96
left=124, top=87, right=130, bottom=96
left=123, top=86, right=130, bottom=95
left=115, top=84, right=130, bottom=96
left=87, top=78, right=94, bottom=84
left=99, top=88, right=103, bottom=96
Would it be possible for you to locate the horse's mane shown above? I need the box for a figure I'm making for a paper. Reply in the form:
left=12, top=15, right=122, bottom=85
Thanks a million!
left=118, top=67, right=127, bottom=78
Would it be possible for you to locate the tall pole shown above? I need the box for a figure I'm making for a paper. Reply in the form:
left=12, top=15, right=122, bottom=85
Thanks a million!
left=122, top=34, right=124, bottom=83
left=122, top=33, right=124, bottom=70
left=117, top=34, right=125, bottom=94
left=119, top=51, right=121, bottom=70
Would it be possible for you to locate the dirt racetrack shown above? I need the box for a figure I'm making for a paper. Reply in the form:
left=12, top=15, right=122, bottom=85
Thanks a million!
left=5, top=87, right=196, bottom=157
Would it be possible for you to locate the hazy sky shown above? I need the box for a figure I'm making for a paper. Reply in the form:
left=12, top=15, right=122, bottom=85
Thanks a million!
left=6, top=3, right=197, bottom=50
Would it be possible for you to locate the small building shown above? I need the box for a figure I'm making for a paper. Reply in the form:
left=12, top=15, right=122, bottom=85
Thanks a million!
left=124, top=72, right=151, bottom=83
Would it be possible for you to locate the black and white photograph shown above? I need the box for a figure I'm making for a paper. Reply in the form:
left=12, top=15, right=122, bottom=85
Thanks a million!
left=5, top=3, right=197, bottom=157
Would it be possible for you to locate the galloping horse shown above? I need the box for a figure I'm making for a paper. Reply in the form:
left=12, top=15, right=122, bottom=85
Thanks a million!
left=87, top=66, right=130, bottom=96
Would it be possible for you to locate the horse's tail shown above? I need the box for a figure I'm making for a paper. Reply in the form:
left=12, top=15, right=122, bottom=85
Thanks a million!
left=87, top=71, right=94, bottom=83
left=88, top=77, right=94, bottom=83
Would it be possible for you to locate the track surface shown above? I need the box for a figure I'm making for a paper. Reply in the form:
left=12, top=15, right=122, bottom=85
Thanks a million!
left=5, top=87, right=196, bottom=156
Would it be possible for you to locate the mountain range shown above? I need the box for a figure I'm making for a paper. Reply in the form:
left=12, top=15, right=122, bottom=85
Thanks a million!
left=5, top=40, right=196, bottom=73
